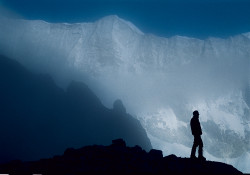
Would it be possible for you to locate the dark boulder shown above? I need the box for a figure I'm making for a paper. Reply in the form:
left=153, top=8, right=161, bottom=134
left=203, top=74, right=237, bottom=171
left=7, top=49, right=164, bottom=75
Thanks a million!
left=112, top=138, right=126, bottom=147
left=149, top=149, right=163, bottom=160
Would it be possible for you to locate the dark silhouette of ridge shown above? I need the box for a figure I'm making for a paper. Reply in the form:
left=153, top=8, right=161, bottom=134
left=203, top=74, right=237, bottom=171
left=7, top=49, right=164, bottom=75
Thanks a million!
left=0, top=55, right=152, bottom=163
left=0, top=139, right=243, bottom=175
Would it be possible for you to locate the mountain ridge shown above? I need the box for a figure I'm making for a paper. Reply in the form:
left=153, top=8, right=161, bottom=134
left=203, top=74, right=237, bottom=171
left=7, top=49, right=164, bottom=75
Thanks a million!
left=0, top=54, right=152, bottom=163
left=0, top=139, right=242, bottom=174
left=1, top=15, right=250, bottom=39
left=0, top=15, right=249, bottom=173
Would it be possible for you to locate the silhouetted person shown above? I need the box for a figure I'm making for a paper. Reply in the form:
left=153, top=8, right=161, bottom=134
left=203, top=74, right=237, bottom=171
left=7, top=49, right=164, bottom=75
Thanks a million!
left=190, top=110, right=205, bottom=160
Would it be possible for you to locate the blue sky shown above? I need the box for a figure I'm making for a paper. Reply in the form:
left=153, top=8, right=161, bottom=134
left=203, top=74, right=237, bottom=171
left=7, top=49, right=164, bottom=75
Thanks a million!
left=1, top=0, right=250, bottom=39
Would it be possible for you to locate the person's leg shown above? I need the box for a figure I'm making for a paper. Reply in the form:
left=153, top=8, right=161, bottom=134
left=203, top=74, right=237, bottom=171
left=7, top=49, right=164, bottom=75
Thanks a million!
left=198, top=136, right=204, bottom=158
left=191, top=136, right=198, bottom=158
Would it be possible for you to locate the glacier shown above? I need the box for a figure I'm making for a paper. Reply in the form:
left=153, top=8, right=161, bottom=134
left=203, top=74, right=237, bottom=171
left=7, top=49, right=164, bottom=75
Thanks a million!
left=0, top=15, right=249, bottom=173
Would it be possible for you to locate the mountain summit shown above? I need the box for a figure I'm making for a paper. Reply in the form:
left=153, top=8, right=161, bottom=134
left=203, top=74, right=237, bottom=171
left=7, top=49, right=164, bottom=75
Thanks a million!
left=0, top=16, right=249, bottom=173
left=97, top=15, right=144, bottom=35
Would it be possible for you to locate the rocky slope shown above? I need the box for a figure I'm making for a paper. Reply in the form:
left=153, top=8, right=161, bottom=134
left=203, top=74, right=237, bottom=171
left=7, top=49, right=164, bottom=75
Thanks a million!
left=0, top=139, right=242, bottom=174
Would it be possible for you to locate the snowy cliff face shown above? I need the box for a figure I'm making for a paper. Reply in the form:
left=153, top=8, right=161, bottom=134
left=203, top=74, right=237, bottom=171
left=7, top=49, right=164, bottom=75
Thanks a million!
left=0, top=15, right=249, bottom=173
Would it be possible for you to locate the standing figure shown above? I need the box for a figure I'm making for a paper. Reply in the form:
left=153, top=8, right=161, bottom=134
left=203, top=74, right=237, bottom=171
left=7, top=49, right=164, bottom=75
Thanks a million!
left=190, top=110, right=205, bottom=160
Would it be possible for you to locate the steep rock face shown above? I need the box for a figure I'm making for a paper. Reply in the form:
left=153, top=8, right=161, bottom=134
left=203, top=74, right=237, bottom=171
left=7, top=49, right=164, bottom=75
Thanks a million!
left=0, top=15, right=249, bottom=75
left=0, top=16, right=249, bottom=173
left=0, top=55, right=152, bottom=163
left=0, top=139, right=242, bottom=174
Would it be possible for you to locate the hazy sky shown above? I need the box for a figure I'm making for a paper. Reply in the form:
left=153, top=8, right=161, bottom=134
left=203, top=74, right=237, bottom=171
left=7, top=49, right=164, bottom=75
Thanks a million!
left=1, top=0, right=250, bottom=39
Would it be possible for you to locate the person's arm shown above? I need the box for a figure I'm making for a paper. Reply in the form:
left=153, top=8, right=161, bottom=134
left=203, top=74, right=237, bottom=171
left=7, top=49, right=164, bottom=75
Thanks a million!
left=199, top=121, right=202, bottom=135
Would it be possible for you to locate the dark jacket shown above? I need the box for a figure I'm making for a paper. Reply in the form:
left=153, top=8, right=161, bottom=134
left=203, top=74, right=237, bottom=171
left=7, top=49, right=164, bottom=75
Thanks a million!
left=190, top=116, right=202, bottom=136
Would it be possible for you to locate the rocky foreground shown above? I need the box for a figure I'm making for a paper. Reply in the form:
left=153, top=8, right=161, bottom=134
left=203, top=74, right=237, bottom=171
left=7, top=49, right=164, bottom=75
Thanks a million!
left=0, top=139, right=242, bottom=175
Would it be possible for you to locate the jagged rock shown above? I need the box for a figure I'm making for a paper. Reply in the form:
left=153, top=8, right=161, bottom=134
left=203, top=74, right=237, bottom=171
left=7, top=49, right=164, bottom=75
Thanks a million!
left=113, top=99, right=126, bottom=114
left=149, top=149, right=163, bottom=160
left=0, top=139, right=243, bottom=175
left=112, top=138, right=126, bottom=147
left=130, top=145, right=143, bottom=153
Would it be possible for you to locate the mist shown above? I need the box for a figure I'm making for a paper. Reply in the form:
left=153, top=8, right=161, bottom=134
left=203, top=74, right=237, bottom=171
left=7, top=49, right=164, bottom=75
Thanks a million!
left=0, top=15, right=249, bottom=172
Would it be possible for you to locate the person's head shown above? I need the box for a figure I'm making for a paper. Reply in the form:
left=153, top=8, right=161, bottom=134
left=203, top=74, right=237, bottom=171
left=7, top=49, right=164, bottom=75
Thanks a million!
left=193, top=110, right=199, bottom=118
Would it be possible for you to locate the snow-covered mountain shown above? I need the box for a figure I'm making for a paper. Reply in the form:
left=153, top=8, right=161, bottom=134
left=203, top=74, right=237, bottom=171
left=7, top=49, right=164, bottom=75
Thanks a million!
left=0, top=15, right=249, bottom=173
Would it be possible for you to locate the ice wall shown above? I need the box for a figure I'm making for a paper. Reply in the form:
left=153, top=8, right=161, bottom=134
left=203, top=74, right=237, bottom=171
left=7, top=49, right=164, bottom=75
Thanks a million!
left=0, top=15, right=249, bottom=173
